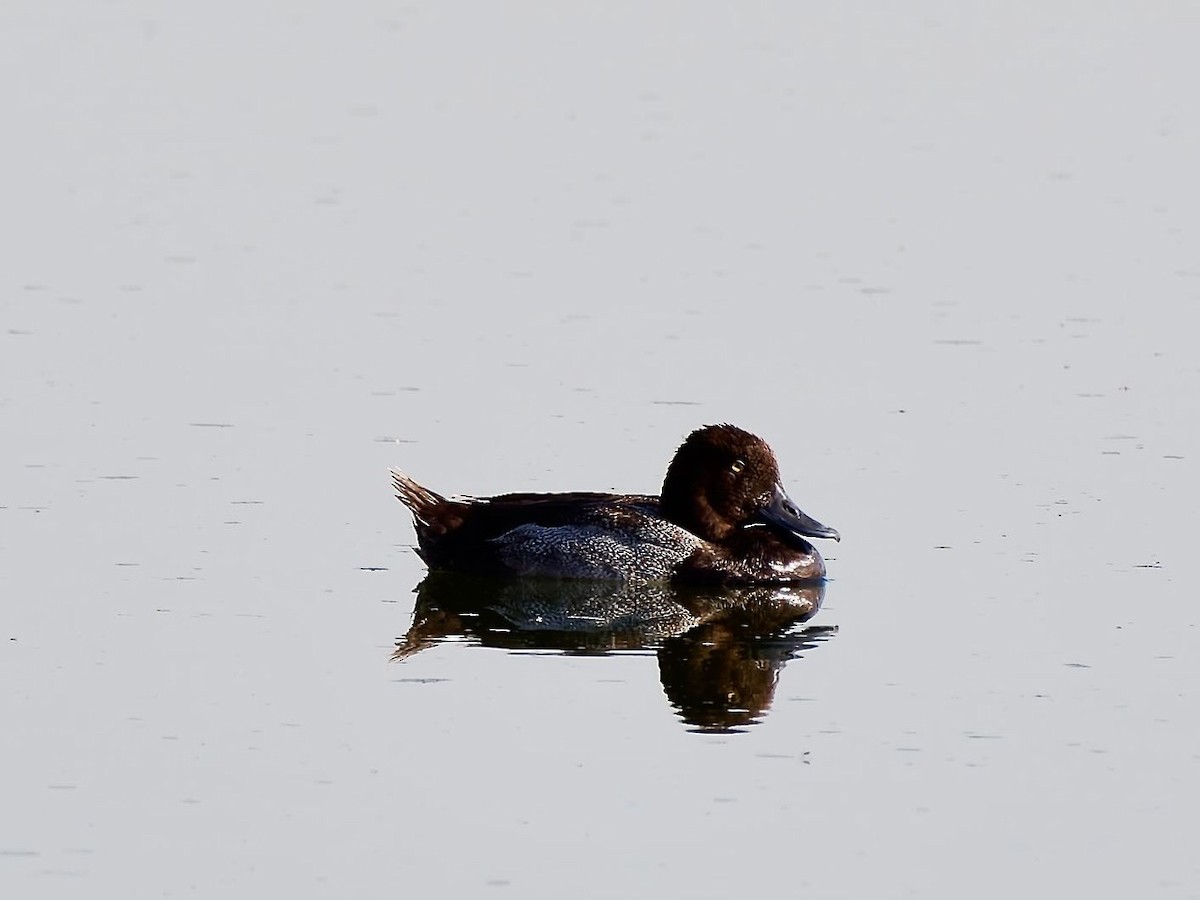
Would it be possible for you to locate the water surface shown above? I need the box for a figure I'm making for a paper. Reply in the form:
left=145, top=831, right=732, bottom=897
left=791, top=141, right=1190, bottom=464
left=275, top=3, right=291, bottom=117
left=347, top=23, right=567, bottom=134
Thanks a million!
left=3, top=4, right=1198, bottom=898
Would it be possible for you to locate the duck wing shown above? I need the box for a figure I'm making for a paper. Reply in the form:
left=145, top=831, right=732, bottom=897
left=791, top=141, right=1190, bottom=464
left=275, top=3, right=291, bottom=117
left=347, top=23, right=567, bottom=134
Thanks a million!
left=392, top=470, right=661, bottom=574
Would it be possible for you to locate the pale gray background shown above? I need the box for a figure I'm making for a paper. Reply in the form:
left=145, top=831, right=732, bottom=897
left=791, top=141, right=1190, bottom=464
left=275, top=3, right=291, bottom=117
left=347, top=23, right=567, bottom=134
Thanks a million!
left=3, top=3, right=1198, bottom=898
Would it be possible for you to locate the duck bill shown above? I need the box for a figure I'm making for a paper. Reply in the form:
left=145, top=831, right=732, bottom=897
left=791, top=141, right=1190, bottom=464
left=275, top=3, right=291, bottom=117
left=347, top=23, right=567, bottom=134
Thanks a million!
left=760, top=484, right=840, bottom=542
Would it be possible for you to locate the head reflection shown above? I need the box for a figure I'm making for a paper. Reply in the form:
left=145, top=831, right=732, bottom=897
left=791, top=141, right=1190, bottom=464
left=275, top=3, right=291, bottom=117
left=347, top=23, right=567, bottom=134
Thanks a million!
left=394, top=574, right=835, bottom=732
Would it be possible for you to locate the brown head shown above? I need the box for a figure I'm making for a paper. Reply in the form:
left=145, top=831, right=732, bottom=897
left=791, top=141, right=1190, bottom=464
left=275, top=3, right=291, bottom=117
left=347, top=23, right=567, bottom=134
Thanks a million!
left=659, top=424, right=839, bottom=547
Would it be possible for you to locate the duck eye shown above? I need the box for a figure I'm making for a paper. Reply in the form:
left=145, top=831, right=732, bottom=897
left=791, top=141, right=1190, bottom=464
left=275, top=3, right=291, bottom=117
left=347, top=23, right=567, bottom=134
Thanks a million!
left=730, top=459, right=746, bottom=475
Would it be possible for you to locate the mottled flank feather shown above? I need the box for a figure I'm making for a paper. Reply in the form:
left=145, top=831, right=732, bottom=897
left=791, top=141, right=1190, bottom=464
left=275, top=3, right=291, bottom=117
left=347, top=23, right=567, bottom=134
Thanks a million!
left=489, top=519, right=702, bottom=581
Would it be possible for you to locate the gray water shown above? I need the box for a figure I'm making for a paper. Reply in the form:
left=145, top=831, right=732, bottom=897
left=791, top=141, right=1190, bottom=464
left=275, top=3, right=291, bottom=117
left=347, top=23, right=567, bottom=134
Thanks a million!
left=3, top=4, right=1199, bottom=898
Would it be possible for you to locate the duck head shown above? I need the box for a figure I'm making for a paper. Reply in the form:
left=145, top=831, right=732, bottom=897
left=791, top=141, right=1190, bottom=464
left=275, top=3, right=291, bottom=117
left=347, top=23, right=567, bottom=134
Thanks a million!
left=660, top=424, right=840, bottom=547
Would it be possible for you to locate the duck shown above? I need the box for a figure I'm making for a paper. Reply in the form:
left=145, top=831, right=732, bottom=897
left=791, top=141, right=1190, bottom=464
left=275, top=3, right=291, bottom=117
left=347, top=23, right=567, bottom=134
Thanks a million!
left=391, top=423, right=839, bottom=584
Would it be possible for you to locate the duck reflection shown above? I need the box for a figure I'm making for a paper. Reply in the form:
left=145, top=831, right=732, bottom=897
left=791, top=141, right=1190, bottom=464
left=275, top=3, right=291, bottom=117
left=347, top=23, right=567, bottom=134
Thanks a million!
left=394, top=573, right=836, bottom=732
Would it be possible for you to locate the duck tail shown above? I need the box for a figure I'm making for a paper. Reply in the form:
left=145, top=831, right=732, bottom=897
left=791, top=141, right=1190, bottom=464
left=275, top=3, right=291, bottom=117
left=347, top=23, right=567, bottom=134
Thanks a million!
left=390, top=469, right=447, bottom=526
